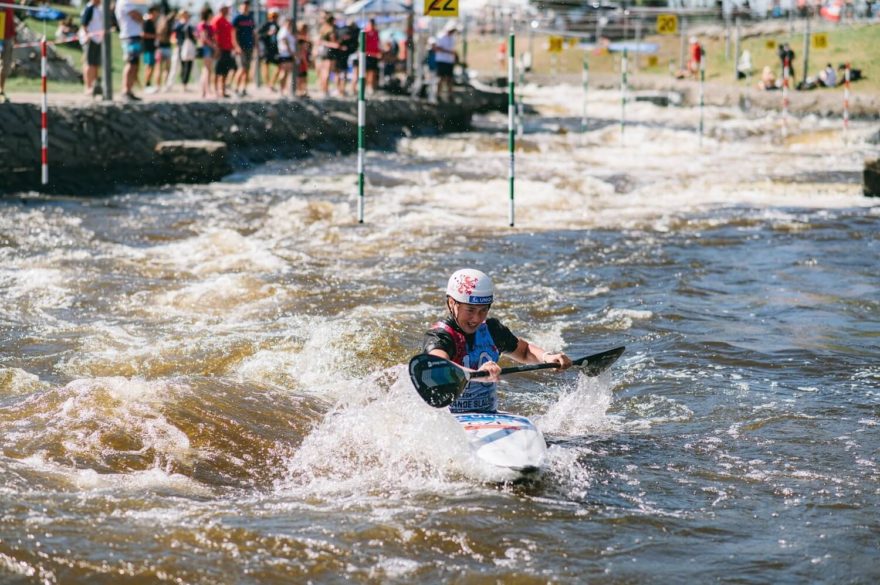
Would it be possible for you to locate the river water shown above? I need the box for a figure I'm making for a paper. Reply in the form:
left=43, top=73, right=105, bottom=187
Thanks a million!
left=1, top=85, right=879, bottom=584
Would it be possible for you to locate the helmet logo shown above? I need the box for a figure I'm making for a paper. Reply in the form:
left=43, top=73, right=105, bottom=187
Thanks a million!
left=455, top=275, right=478, bottom=296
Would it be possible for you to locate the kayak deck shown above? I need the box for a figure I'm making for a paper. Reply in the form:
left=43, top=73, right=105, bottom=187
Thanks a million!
left=454, top=412, right=548, bottom=479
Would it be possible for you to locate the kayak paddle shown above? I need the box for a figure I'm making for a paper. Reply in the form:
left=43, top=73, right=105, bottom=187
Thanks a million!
left=408, top=346, right=626, bottom=408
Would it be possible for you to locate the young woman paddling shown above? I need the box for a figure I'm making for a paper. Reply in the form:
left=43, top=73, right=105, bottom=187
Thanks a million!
left=422, top=269, right=572, bottom=413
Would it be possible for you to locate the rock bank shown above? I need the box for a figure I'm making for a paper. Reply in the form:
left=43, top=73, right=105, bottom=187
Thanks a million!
left=0, top=86, right=504, bottom=195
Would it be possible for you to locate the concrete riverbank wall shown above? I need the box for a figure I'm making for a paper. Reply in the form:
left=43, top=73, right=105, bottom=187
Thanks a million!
left=0, top=87, right=505, bottom=196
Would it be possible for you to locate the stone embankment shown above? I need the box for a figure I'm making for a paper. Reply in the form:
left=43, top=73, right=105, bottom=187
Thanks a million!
left=0, top=87, right=505, bottom=195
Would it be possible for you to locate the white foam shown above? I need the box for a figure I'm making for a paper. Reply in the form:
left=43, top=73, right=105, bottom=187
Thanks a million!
left=275, top=366, right=510, bottom=497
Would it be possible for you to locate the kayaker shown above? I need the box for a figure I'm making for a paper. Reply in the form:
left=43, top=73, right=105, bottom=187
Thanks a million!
left=422, top=269, right=572, bottom=413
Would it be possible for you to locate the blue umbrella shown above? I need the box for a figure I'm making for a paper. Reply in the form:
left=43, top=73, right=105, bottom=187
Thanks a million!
left=32, top=8, right=66, bottom=21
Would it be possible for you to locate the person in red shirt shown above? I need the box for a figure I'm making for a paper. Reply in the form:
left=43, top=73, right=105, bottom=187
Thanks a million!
left=688, top=36, right=703, bottom=79
left=211, top=4, right=237, bottom=97
left=1, top=1, right=17, bottom=102
left=364, top=18, right=381, bottom=92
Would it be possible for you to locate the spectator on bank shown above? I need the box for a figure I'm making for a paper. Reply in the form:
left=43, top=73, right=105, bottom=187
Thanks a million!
left=838, top=63, right=862, bottom=82
left=80, top=0, right=104, bottom=96
left=115, top=0, right=145, bottom=101
left=232, top=0, right=255, bottom=97
left=364, top=18, right=381, bottom=93
left=258, top=8, right=280, bottom=90
left=273, top=18, right=294, bottom=96
left=777, top=42, right=795, bottom=86
left=0, top=0, right=16, bottom=103
left=435, top=23, right=457, bottom=101
left=173, top=10, right=196, bottom=91
left=211, top=3, right=237, bottom=98
left=56, top=16, right=78, bottom=46
left=141, top=5, right=158, bottom=91
left=688, top=36, right=703, bottom=78
left=315, top=13, right=339, bottom=97
left=197, top=5, right=216, bottom=98
left=336, top=20, right=358, bottom=97
left=737, top=49, right=753, bottom=79
left=818, top=63, right=837, bottom=87
left=381, top=39, right=399, bottom=86
left=155, top=9, right=174, bottom=89
left=757, top=65, right=777, bottom=90
left=296, top=22, right=311, bottom=98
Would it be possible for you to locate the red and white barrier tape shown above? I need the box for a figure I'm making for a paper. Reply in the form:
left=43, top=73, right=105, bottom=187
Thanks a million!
left=14, top=32, right=101, bottom=49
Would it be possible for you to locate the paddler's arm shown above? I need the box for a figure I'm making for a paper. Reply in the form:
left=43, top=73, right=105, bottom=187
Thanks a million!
left=507, top=339, right=572, bottom=370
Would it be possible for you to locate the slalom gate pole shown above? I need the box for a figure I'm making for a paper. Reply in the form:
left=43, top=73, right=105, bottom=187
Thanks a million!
left=41, top=36, right=48, bottom=185
left=843, top=63, right=851, bottom=141
left=517, top=52, right=524, bottom=139
left=508, top=29, right=515, bottom=228
left=782, top=56, right=790, bottom=137
left=357, top=29, right=366, bottom=224
left=581, top=52, right=589, bottom=134
left=620, top=47, right=628, bottom=141
left=698, top=57, right=705, bottom=148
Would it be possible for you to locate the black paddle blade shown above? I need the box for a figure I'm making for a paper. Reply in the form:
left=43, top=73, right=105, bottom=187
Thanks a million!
left=408, top=354, right=468, bottom=408
left=572, top=346, right=626, bottom=376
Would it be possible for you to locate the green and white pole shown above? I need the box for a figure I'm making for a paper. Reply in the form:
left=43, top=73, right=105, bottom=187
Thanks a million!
left=508, top=29, right=516, bottom=228
left=581, top=53, right=589, bottom=134
left=698, top=57, right=705, bottom=148
left=517, top=53, right=525, bottom=139
left=620, top=47, right=628, bottom=141
left=357, top=29, right=366, bottom=223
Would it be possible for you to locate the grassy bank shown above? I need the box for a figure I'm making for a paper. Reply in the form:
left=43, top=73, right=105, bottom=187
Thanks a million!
left=464, top=22, right=880, bottom=94
left=8, top=6, right=878, bottom=98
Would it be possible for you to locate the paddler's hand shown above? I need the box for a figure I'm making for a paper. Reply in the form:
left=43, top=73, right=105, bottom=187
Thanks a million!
left=543, top=352, right=572, bottom=370
left=476, top=361, right=501, bottom=383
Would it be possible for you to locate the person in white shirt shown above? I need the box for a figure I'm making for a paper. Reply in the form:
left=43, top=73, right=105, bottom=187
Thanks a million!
left=271, top=18, right=295, bottom=96
left=79, top=0, right=104, bottom=96
left=114, top=0, right=145, bottom=101
left=434, top=23, right=457, bottom=101
left=819, top=63, right=837, bottom=87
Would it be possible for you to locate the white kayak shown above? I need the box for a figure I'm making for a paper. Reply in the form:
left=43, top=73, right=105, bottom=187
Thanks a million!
left=454, top=412, right=548, bottom=481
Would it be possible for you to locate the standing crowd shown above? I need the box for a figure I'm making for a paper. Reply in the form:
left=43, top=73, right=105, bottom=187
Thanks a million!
left=88, top=1, right=403, bottom=101
left=0, top=1, right=462, bottom=105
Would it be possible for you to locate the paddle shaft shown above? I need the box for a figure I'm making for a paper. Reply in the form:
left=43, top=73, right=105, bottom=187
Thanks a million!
left=470, top=361, right=562, bottom=379
left=467, top=347, right=624, bottom=379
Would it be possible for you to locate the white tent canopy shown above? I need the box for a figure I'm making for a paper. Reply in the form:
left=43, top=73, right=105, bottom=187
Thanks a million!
left=343, top=0, right=411, bottom=15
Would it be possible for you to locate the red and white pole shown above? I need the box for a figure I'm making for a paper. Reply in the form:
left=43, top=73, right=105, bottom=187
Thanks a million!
left=40, top=36, right=48, bottom=185
left=843, top=63, right=851, bottom=138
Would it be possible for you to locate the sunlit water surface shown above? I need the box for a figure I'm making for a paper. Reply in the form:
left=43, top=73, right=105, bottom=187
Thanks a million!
left=1, top=84, right=879, bottom=583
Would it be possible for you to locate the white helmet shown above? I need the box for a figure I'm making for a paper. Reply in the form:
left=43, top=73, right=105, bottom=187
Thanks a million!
left=446, top=269, right=494, bottom=305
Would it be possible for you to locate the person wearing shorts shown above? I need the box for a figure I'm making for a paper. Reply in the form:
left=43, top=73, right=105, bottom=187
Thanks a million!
left=434, top=24, right=457, bottom=101
left=272, top=18, right=294, bottom=96
left=231, top=0, right=255, bottom=96
left=1, top=1, right=17, bottom=103
left=364, top=18, right=380, bottom=92
left=79, top=0, right=104, bottom=96
left=211, top=4, right=236, bottom=97
left=141, top=5, right=158, bottom=89
left=115, top=0, right=145, bottom=100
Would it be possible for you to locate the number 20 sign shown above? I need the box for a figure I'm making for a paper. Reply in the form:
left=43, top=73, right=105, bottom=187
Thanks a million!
left=656, top=14, right=678, bottom=35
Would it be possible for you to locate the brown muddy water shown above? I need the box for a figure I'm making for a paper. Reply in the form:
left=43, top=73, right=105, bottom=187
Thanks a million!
left=1, top=84, right=879, bottom=584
